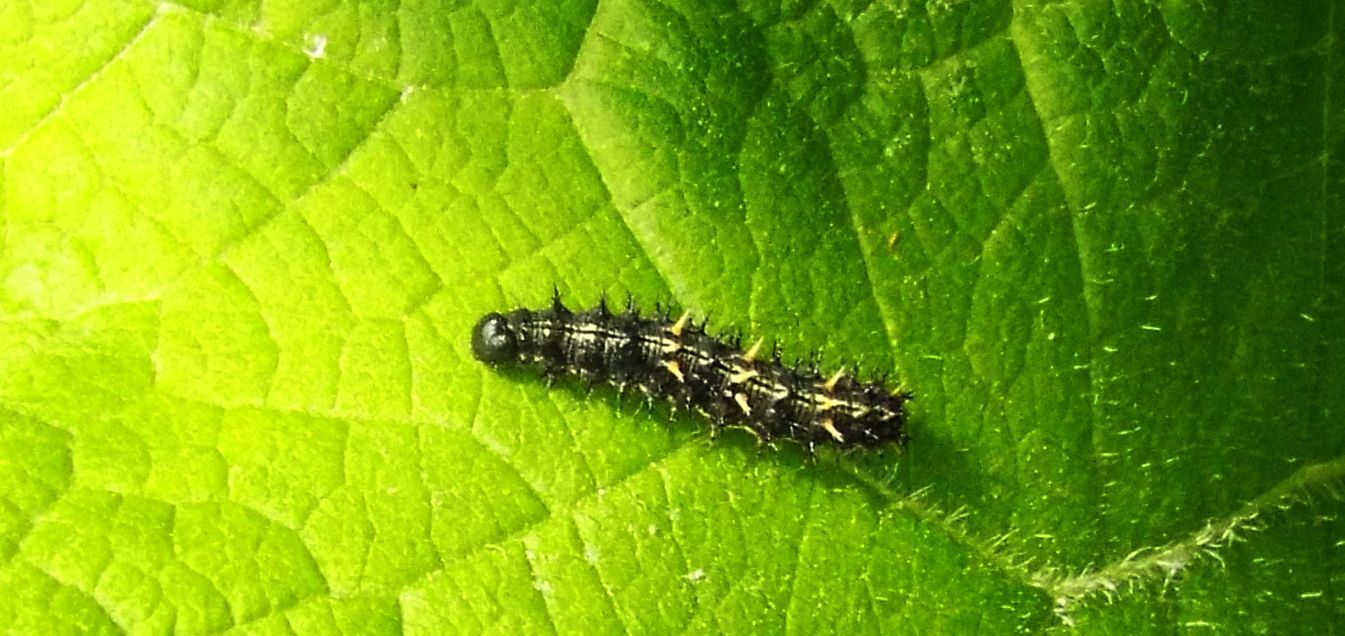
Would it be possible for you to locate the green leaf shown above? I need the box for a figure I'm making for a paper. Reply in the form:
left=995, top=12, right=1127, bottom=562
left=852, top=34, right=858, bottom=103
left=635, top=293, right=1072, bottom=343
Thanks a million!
left=2, top=0, right=1341, bottom=633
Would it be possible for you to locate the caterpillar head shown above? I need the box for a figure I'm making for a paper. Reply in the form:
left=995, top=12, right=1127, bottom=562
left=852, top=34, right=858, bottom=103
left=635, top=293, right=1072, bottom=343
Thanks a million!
left=471, top=313, right=518, bottom=365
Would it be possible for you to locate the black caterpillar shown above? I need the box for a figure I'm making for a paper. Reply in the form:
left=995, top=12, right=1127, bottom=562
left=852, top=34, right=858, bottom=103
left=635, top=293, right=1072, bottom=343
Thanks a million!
left=471, top=293, right=911, bottom=453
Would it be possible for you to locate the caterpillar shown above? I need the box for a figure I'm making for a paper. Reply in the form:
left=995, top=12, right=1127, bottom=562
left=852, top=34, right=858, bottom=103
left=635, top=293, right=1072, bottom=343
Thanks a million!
left=471, top=293, right=911, bottom=453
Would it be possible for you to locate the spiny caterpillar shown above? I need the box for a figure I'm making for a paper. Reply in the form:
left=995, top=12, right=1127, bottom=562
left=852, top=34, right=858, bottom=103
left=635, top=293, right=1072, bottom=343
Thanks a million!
left=471, top=293, right=911, bottom=453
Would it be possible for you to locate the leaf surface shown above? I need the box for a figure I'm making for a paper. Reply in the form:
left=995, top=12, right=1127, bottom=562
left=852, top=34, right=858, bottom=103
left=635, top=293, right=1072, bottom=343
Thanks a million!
left=1, top=1, right=1341, bottom=633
